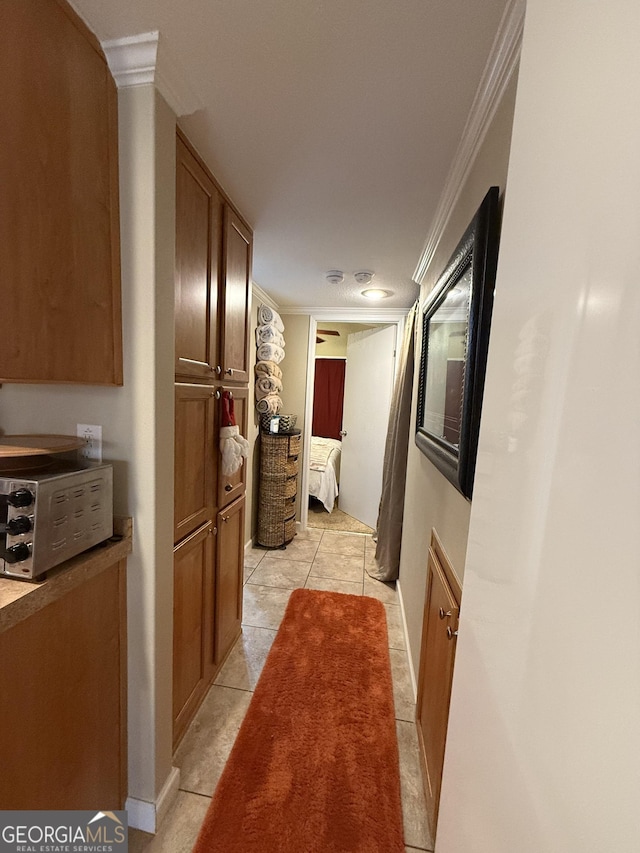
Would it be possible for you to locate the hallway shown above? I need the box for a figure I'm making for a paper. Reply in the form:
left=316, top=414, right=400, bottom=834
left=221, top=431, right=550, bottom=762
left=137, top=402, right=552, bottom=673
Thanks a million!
left=130, top=528, right=433, bottom=852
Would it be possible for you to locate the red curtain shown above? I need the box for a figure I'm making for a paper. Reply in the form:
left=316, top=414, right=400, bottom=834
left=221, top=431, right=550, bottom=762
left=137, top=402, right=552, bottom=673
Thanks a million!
left=312, top=359, right=346, bottom=440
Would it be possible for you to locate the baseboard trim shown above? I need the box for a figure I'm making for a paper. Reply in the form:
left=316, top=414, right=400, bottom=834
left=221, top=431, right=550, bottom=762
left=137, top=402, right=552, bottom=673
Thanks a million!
left=126, top=766, right=180, bottom=833
left=396, top=579, right=418, bottom=702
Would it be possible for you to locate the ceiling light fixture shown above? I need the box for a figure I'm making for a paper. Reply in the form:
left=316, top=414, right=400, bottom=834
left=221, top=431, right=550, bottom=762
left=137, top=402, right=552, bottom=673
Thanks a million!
left=361, top=288, right=392, bottom=300
left=325, top=270, right=344, bottom=285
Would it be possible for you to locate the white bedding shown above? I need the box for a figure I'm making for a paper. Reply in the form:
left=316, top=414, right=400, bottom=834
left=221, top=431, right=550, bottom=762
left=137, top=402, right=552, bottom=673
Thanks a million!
left=308, top=436, right=342, bottom=513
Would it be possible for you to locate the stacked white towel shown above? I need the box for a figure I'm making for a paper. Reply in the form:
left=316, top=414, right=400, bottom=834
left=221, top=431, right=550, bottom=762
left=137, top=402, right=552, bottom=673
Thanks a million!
left=256, top=395, right=282, bottom=415
left=257, top=342, right=285, bottom=364
left=258, top=305, right=284, bottom=333
left=255, top=360, right=283, bottom=380
left=255, top=375, right=283, bottom=399
left=256, top=324, right=285, bottom=349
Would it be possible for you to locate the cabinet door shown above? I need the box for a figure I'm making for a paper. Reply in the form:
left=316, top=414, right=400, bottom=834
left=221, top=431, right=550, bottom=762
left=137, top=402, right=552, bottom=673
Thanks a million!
left=0, top=559, right=127, bottom=809
left=0, top=0, right=122, bottom=385
left=416, top=535, right=461, bottom=837
left=175, top=383, right=216, bottom=543
left=175, top=134, right=223, bottom=380
left=221, top=208, right=252, bottom=383
left=173, top=521, right=216, bottom=747
left=216, top=496, right=245, bottom=665
left=217, top=385, right=249, bottom=508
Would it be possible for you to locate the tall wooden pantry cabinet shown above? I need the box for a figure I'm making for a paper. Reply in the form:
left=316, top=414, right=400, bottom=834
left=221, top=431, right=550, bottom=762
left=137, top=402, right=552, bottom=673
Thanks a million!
left=173, top=130, right=252, bottom=747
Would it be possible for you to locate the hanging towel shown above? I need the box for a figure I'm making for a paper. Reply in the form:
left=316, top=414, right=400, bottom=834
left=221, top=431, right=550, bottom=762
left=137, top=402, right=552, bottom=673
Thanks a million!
left=257, top=343, right=285, bottom=364
left=256, top=394, right=282, bottom=415
left=219, top=391, right=250, bottom=476
left=255, top=324, right=286, bottom=348
left=255, top=375, right=282, bottom=398
left=258, top=305, right=284, bottom=333
left=255, top=360, right=283, bottom=381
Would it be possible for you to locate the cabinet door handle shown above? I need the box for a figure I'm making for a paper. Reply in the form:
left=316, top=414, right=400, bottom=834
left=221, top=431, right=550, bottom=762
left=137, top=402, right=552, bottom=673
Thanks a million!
left=222, top=515, right=229, bottom=523
left=447, top=626, right=458, bottom=640
left=212, top=390, right=221, bottom=399
left=225, top=367, right=234, bottom=376
left=209, top=526, right=218, bottom=535
left=439, top=607, right=452, bottom=620
left=225, top=484, right=232, bottom=492
left=216, top=365, right=222, bottom=375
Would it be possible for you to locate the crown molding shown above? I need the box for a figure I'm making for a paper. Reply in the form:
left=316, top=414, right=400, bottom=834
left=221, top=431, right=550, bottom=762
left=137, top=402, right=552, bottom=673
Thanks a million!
left=252, top=283, right=279, bottom=312
left=413, top=0, right=525, bottom=284
left=101, top=31, right=202, bottom=116
left=281, top=306, right=408, bottom=321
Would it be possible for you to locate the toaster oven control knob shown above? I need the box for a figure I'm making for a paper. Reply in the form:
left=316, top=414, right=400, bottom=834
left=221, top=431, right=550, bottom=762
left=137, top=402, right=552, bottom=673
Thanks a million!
left=3, top=542, right=31, bottom=563
left=7, top=488, right=34, bottom=508
left=6, top=515, right=32, bottom=535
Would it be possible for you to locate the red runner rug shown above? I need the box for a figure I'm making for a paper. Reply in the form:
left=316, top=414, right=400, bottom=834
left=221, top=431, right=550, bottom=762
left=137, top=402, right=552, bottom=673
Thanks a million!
left=192, top=588, right=404, bottom=852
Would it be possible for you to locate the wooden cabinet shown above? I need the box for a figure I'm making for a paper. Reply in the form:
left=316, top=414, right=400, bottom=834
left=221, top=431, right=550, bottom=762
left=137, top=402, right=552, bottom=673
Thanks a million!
left=221, top=209, right=252, bottom=383
left=216, top=496, right=245, bottom=665
left=0, top=0, right=122, bottom=385
left=174, top=383, right=217, bottom=542
left=416, top=530, right=461, bottom=838
left=175, top=135, right=223, bottom=380
left=175, top=130, right=252, bottom=384
left=256, top=433, right=301, bottom=547
left=173, top=129, right=252, bottom=746
left=0, top=557, right=127, bottom=809
left=172, top=521, right=216, bottom=748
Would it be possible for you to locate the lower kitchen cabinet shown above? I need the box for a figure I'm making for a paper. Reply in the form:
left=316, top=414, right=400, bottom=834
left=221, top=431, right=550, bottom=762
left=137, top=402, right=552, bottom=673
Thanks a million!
left=415, top=529, right=462, bottom=838
left=0, top=555, right=128, bottom=809
left=172, top=521, right=216, bottom=748
left=172, top=497, right=245, bottom=747
left=216, top=495, right=245, bottom=665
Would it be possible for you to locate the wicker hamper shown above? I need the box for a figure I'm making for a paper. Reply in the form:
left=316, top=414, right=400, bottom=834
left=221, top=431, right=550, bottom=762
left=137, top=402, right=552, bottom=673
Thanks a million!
left=256, top=432, right=301, bottom=547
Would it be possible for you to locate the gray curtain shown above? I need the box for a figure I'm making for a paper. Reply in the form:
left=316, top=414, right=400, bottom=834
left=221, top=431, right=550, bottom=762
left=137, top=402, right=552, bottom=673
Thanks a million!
left=368, top=301, right=418, bottom=582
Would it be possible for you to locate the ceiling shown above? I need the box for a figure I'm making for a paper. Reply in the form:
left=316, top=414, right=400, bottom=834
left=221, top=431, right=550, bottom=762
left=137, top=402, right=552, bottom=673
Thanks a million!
left=70, top=0, right=509, bottom=311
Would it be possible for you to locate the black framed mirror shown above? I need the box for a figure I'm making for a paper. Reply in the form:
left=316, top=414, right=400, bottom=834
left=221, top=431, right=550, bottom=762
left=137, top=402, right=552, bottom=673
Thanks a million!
left=415, top=186, right=500, bottom=499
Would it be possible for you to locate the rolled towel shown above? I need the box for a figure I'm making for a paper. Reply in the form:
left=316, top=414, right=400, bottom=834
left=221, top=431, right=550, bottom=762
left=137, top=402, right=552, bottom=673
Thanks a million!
left=258, top=305, right=284, bottom=333
left=255, top=375, right=282, bottom=397
left=255, top=360, right=283, bottom=380
left=256, top=394, right=282, bottom=415
left=255, top=324, right=285, bottom=348
left=257, top=343, right=285, bottom=364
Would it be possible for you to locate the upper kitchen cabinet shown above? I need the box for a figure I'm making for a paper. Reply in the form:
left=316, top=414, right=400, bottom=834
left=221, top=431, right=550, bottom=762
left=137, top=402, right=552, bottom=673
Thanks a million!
left=220, top=210, right=252, bottom=383
left=0, top=0, right=123, bottom=385
left=175, top=130, right=252, bottom=383
left=175, top=133, right=223, bottom=380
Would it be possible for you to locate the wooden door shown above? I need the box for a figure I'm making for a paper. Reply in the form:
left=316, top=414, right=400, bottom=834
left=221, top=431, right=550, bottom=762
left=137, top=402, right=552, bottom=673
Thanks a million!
left=0, top=560, right=127, bottom=809
left=173, top=521, right=216, bottom=747
left=416, top=531, right=461, bottom=837
left=216, top=496, right=245, bottom=666
left=217, top=385, right=249, bottom=508
left=175, top=133, right=223, bottom=380
left=221, top=208, right=252, bottom=383
left=1, top=0, right=122, bottom=385
left=174, top=383, right=216, bottom=543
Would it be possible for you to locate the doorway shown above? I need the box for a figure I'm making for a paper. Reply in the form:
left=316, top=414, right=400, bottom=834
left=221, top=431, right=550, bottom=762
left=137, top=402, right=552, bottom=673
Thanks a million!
left=301, top=312, right=405, bottom=535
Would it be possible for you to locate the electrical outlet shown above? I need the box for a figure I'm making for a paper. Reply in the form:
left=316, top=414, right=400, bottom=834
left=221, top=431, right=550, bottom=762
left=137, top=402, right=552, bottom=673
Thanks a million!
left=77, top=424, right=103, bottom=462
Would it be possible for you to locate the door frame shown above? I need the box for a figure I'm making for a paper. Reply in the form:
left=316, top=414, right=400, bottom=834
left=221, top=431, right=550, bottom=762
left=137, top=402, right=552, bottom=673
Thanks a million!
left=299, top=308, right=407, bottom=531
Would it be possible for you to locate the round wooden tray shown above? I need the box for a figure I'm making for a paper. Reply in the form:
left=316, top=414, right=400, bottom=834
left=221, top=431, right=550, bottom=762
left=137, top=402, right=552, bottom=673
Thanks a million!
left=0, top=434, right=85, bottom=457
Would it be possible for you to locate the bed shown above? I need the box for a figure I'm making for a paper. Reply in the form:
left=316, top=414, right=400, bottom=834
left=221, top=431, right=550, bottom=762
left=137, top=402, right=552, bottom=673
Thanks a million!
left=308, top=436, right=342, bottom=513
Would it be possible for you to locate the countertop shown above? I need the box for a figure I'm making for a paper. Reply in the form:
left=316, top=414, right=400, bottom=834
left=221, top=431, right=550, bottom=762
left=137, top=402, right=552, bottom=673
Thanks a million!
left=0, top=516, right=132, bottom=633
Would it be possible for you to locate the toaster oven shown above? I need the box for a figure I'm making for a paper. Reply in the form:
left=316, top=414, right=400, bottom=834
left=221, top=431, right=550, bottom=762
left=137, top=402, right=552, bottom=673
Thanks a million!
left=0, top=462, right=113, bottom=580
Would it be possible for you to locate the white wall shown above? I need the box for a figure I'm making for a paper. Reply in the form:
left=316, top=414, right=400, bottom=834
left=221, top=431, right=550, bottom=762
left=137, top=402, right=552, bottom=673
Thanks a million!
left=437, top=2, right=640, bottom=850
left=398, top=71, right=518, bottom=681
left=0, top=85, right=176, bottom=812
left=279, top=313, right=311, bottom=521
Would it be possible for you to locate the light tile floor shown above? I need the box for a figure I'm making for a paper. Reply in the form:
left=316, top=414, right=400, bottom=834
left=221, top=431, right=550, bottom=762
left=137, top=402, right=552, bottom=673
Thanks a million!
left=130, top=529, right=434, bottom=853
